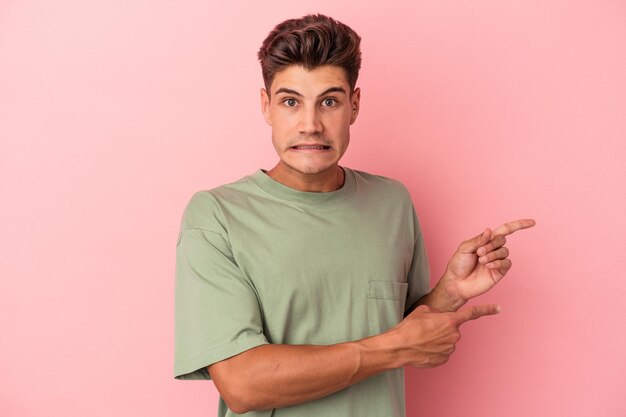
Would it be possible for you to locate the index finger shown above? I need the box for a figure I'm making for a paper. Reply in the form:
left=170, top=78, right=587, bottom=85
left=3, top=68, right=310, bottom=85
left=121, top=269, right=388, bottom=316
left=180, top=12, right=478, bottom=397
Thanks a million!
left=492, top=218, right=536, bottom=237
left=456, top=304, right=501, bottom=325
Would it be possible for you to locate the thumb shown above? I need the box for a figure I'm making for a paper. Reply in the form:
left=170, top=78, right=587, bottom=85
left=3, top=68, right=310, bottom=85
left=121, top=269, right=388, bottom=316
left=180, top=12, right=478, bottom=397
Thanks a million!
left=414, top=304, right=433, bottom=314
left=458, top=228, right=492, bottom=254
left=455, top=304, right=501, bottom=325
left=407, top=304, right=433, bottom=316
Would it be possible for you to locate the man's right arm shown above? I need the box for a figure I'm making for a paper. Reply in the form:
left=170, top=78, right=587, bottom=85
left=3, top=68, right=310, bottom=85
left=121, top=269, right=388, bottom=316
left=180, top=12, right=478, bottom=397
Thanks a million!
left=210, top=303, right=501, bottom=414
left=210, top=332, right=400, bottom=414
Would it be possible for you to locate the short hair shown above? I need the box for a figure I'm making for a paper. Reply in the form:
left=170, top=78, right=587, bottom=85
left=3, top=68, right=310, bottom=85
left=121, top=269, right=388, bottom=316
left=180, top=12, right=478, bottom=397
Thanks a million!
left=257, top=14, right=362, bottom=95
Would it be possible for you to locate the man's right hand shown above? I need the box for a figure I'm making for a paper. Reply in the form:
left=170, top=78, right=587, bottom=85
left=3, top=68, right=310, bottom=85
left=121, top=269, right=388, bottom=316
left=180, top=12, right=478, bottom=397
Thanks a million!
left=206, top=303, right=500, bottom=413
left=391, top=304, right=501, bottom=368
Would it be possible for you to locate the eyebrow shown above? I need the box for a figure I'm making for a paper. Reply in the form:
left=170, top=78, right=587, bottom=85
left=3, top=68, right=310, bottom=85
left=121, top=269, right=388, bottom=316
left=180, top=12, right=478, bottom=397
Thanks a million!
left=273, top=86, right=347, bottom=97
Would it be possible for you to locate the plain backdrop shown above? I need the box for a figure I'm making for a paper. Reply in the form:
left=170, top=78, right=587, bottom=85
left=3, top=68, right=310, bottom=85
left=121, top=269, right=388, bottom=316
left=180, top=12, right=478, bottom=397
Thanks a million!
left=1, top=1, right=625, bottom=416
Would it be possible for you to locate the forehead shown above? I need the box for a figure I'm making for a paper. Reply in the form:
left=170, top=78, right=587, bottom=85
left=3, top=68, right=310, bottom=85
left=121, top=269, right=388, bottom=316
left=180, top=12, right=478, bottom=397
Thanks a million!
left=270, top=65, right=350, bottom=96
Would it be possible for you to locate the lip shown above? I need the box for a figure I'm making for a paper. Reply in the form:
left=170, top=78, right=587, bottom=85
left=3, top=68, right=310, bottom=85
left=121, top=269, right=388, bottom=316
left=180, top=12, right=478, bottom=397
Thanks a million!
left=289, top=143, right=332, bottom=151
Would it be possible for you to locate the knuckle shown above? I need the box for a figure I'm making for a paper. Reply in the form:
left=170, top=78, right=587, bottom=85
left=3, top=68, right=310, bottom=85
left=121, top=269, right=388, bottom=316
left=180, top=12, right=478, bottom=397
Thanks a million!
left=429, top=356, right=445, bottom=367
left=427, top=356, right=440, bottom=367
left=444, top=313, right=457, bottom=326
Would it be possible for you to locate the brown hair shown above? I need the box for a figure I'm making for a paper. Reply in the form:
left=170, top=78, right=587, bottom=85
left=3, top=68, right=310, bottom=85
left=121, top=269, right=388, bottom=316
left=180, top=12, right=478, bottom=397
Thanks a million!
left=257, top=14, right=362, bottom=95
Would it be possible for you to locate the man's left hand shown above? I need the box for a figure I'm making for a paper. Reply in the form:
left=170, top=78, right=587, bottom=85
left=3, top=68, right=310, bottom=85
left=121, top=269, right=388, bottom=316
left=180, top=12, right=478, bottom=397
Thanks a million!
left=441, top=218, right=536, bottom=304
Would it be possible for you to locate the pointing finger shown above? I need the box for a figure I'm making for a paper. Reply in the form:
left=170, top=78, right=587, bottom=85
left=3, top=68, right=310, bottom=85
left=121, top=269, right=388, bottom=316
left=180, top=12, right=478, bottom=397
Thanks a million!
left=492, top=218, right=536, bottom=237
left=456, top=304, right=501, bottom=325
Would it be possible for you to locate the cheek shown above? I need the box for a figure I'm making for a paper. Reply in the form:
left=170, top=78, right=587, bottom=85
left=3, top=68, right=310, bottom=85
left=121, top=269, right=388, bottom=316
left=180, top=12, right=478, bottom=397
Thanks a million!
left=334, top=113, right=353, bottom=139
left=326, top=111, right=351, bottom=131
left=270, top=118, right=297, bottom=151
left=270, top=112, right=297, bottom=134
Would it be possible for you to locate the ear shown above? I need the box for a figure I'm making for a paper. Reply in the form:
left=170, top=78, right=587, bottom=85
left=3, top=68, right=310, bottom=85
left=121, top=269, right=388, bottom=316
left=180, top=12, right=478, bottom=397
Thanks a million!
left=349, top=87, right=361, bottom=125
left=260, top=88, right=272, bottom=126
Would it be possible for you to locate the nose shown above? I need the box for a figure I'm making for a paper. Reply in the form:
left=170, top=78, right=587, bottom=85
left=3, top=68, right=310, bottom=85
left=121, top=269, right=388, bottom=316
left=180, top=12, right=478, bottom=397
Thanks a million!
left=298, top=106, right=323, bottom=136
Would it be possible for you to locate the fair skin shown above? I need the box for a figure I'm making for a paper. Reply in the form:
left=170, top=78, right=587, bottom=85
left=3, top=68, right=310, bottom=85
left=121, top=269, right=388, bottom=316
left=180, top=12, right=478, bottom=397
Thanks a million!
left=260, top=64, right=359, bottom=192
left=208, top=64, right=536, bottom=414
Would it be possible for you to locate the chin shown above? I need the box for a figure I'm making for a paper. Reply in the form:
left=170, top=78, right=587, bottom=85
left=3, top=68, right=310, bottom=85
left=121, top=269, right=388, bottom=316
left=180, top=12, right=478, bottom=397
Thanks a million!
left=285, top=160, right=337, bottom=176
left=295, top=165, right=333, bottom=175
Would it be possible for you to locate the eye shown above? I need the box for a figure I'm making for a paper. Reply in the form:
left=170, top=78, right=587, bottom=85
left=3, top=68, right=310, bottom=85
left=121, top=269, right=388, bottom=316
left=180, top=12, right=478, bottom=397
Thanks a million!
left=283, top=98, right=298, bottom=107
left=322, top=98, right=337, bottom=107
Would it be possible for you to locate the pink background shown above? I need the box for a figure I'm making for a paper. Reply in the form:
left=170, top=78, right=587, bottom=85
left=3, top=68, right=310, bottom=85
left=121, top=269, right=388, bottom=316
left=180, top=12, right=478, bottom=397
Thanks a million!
left=1, top=1, right=625, bottom=416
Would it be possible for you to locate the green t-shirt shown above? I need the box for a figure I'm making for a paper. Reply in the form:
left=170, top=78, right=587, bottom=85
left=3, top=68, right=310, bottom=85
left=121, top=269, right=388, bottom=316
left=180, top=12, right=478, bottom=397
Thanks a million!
left=174, top=167, right=430, bottom=417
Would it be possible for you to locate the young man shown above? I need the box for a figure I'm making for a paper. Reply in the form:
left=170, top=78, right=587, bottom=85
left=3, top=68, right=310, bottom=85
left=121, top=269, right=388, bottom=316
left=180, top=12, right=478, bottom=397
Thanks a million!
left=174, top=14, right=534, bottom=416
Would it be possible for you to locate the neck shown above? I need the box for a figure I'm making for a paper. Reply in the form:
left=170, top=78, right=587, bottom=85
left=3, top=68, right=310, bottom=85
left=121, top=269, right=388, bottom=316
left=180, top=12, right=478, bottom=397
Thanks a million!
left=266, top=163, right=345, bottom=192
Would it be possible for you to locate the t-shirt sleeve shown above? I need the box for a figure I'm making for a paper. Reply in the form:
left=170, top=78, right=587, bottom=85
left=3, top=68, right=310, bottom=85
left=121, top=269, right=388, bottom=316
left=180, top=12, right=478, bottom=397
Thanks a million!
left=174, top=194, right=269, bottom=380
left=404, top=204, right=431, bottom=315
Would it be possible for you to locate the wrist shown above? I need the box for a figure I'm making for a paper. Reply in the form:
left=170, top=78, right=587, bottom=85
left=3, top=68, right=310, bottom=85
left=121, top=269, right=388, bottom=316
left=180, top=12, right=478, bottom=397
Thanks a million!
left=353, top=330, right=407, bottom=375
left=427, top=277, right=467, bottom=312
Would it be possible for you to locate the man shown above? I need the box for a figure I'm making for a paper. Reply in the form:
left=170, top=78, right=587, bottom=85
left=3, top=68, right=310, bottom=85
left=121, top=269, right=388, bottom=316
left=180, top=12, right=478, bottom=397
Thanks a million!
left=174, top=14, right=534, bottom=417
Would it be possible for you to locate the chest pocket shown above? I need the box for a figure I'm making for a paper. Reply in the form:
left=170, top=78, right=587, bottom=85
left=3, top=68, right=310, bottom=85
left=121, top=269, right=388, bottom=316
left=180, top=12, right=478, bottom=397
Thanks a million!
left=367, top=280, right=408, bottom=336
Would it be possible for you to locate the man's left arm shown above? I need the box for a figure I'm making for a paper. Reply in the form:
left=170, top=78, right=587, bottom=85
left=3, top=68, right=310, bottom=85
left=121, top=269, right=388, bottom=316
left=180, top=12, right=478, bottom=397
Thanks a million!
left=408, top=218, right=536, bottom=315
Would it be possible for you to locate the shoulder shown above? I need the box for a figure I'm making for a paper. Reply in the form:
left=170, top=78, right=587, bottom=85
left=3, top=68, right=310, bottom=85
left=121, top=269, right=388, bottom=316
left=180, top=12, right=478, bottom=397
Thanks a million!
left=349, top=168, right=412, bottom=202
left=179, top=174, right=256, bottom=233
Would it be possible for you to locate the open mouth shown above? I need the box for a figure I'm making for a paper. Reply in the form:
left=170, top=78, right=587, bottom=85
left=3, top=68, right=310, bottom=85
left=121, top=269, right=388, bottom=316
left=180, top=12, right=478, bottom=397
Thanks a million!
left=290, top=145, right=331, bottom=150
